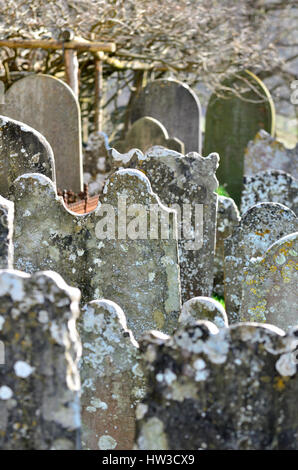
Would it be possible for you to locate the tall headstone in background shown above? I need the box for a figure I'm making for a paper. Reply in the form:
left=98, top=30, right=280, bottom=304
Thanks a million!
left=203, top=71, right=275, bottom=205
left=117, top=117, right=185, bottom=154
left=0, top=115, right=55, bottom=197
left=244, top=129, right=298, bottom=179
left=111, top=147, right=219, bottom=301
left=224, top=202, right=297, bottom=324
left=0, top=270, right=82, bottom=450
left=240, top=232, right=298, bottom=330
left=241, top=170, right=298, bottom=216
left=0, top=196, right=14, bottom=269
left=0, top=74, right=83, bottom=193
left=136, top=322, right=298, bottom=450
left=130, top=79, right=202, bottom=153
left=79, top=299, right=146, bottom=450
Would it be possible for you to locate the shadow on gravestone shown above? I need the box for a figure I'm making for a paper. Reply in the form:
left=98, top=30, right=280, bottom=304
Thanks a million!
left=241, top=169, right=298, bottom=216
left=213, top=195, right=240, bottom=297
left=0, top=270, right=81, bottom=450
left=203, top=71, right=275, bottom=206
left=0, top=195, right=14, bottom=269
left=224, top=202, right=298, bottom=324
left=240, top=231, right=298, bottom=331
left=135, top=322, right=298, bottom=450
left=116, top=117, right=185, bottom=155
left=0, top=74, right=83, bottom=193
left=79, top=299, right=146, bottom=450
left=0, top=115, right=55, bottom=197
left=244, top=129, right=298, bottom=179
left=11, top=170, right=181, bottom=339
left=110, top=145, right=219, bottom=301
left=129, top=79, right=202, bottom=154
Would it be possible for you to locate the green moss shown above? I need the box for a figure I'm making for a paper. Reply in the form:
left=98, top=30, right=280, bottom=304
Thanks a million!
left=212, top=294, right=225, bottom=309
left=216, top=185, right=230, bottom=198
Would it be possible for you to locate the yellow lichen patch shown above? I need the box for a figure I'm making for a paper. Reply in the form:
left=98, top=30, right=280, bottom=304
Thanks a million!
left=153, top=310, right=165, bottom=330
left=269, top=265, right=277, bottom=273
left=274, top=376, right=290, bottom=391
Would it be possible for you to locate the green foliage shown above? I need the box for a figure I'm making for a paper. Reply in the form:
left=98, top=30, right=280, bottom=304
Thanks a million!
left=212, top=295, right=225, bottom=309
left=216, top=185, right=230, bottom=198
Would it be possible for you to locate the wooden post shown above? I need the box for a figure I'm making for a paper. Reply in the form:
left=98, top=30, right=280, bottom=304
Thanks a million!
left=94, top=55, right=103, bottom=132
left=64, top=49, right=79, bottom=97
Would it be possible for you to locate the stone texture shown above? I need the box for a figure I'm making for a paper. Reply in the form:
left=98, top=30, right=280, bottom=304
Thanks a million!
left=241, top=170, right=298, bottom=216
left=0, top=196, right=14, bottom=269
left=244, top=129, right=298, bottom=179
left=203, top=71, right=275, bottom=205
left=0, top=270, right=81, bottom=450
left=11, top=170, right=181, bottom=338
left=111, top=146, right=219, bottom=301
left=0, top=115, right=55, bottom=197
left=213, top=195, right=240, bottom=296
left=136, top=322, right=298, bottom=450
left=130, top=79, right=201, bottom=153
left=118, top=117, right=185, bottom=154
left=240, top=232, right=298, bottom=330
left=224, top=202, right=297, bottom=324
left=0, top=74, right=83, bottom=192
left=179, top=297, right=228, bottom=328
left=79, top=299, right=146, bottom=450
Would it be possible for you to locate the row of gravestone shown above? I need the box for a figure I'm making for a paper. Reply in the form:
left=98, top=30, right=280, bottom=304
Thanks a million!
left=1, top=269, right=298, bottom=450
left=1, top=70, right=284, bottom=208
left=0, top=114, right=297, bottom=334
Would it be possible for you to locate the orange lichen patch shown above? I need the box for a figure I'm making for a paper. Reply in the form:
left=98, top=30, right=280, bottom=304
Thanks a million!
left=255, top=229, right=270, bottom=237
left=274, top=376, right=289, bottom=392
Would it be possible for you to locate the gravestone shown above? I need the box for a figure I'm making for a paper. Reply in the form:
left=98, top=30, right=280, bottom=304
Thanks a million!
left=83, top=131, right=111, bottom=196
left=12, top=170, right=181, bottom=338
left=0, top=196, right=14, bottom=269
left=241, top=170, right=298, bottom=216
left=111, top=146, right=219, bottom=301
left=203, top=71, right=275, bottom=205
left=213, top=195, right=240, bottom=296
left=179, top=297, right=228, bottom=328
left=0, top=74, right=83, bottom=192
left=85, top=169, right=181, bottom=337
left=118, top=117, right=185, bottom=154
left=130, top=79, right=202, bottom=153
left=244, top=129, right=298, bottom=179
left=136, top=322, right=298, bottom=450
left=0, top=115, right=55, bottom=197
left=240, top=232, right=298, bottom=330
left=0, top=270, right=81, bottom=450
left=224, top=202, right=298, bottom=324
left=79, top=299, right=146, bottom=450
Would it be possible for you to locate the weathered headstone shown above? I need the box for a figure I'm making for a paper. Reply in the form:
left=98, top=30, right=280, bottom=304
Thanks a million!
left=0, top=196, right=14, bottom=269
left=224, top=202, right=297, bottom=324
left=83, top=131, right=111, bottom=196
left=11, top=170, right=181, bottom=338
left=241, top=170, right=298, bottom=216
left=0, top=270, right=81, bottom=450
left=136, top=322, right=298, bottom=450
left=85, top=169, right=181, bottom=337
left=0, top=74, right=83, bottom=192
left=203, top=71, right=275, bottom=205
left=179, top=297, right=228, bottom=328
left=118, top=117, right=185, bottom=154
left=111, top=146, right=219, bottom=301
left=240, top=232, right=298, bottom=330
left=79, top=299, right=146, bottom=450
left=130, top=79, right=202, bottom=153
left=0, top=115, right=55, bottom=197
left=244, top=129, right=298, bottom=179
left=213, top=195, right=240, bottom=296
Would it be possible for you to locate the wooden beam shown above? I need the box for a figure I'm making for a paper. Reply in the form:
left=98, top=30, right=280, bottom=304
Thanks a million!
left=0, top=39, right=116, bottom=53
